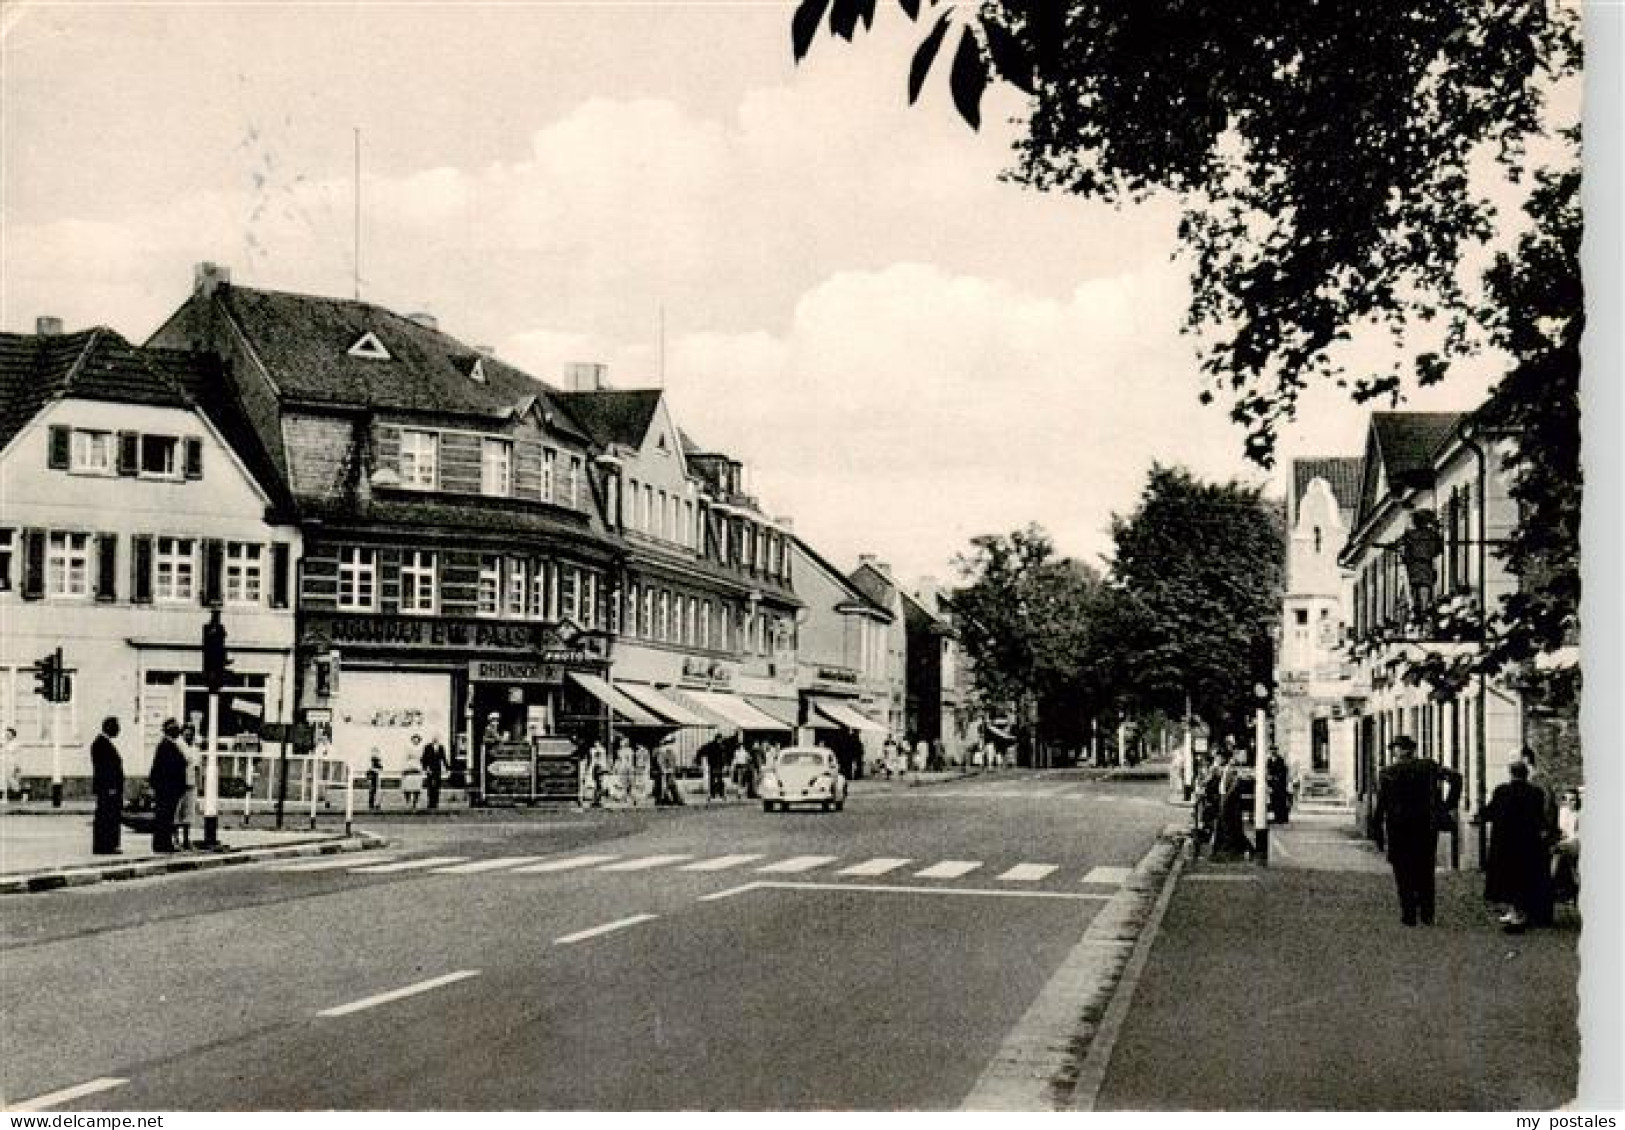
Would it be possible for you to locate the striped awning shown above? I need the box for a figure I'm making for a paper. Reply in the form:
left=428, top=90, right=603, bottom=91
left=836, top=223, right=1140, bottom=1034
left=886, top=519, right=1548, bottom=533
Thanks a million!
left=744, top=695, right=800, bottom=729
left=616, top=682, right=711, bottom=728
left=673, top=689, right=791, bottom=732
left=807, top=696, right=886, bottom=733
left=567, top=673, right=666, bottom=728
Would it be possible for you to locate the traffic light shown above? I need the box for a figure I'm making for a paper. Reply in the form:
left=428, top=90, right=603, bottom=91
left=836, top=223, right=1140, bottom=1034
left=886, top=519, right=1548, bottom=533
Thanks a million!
left=313, top=650, right=340, bottom=699
left=202, top=610, right=231, bottom=693
left=33, top=650, right=60, bottom=701
left=1249, top=628, right=1275, bottom=702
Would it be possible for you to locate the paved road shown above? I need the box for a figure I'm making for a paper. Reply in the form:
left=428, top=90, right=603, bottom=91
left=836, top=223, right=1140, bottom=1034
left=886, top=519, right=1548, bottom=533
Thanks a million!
left=1, top=770, right=1171, bottom=1111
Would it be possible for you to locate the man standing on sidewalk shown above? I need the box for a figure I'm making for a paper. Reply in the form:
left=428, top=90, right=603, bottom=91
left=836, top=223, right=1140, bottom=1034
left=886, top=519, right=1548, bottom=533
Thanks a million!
left=89, top=717, right=124, bottom=855
left=1372, top=735, right=1462, bottom=926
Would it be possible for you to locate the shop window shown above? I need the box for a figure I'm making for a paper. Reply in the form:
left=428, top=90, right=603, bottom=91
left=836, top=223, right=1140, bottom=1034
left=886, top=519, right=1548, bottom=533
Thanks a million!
left=400, top=430, right=438, bottom=489
left=338, top=547, right=378, bottom=612
left=0, top=527, right=13, bottom=591
left=153, top=536, right=196, bottom=602
left=224, top=542, right=264, bottom=606
left=401, top=550, right=437, bottom=614
left=477, top=555, right=501, bottom=617
left=46, top=531, right=92, bottom=598
left=481, top=438, right=512, bottom=497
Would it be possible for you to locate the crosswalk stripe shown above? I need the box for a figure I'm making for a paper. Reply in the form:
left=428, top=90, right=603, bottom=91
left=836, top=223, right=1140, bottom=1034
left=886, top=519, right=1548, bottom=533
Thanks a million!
left=679, top=854, right=766, bottom=872
left=267, top=854, right=400, bottom=872
left=997, top=863, right=1057, bottom=882
left=838, top=857, right=912, bottom=877
left=350, top=856, right=469, bottom=874
left=511, top=854, right=620, bottom=873
left=915, top=860, right=981, bottom=879
left=432, top=856, right=548, bottom=875
left=757, top=855, right=840, bottom=874
left=1082, top=865, right=1133, bottom=885
left=598, top=854, right=694, bottom=872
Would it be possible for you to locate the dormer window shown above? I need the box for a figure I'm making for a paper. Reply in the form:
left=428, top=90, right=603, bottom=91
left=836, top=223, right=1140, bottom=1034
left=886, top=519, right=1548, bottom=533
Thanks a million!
left=469, top=357, right=487, bottom=383
left=347, top=332, right=392, bottom=361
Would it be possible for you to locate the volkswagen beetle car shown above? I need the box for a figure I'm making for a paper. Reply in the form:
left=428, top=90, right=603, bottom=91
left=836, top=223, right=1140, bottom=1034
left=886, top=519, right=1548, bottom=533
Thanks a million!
left=759, top=746, right=848, bottom=813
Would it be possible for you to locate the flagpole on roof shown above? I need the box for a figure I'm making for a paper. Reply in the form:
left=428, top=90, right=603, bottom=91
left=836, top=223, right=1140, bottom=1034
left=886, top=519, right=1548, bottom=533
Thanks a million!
left=353, top=127, right=362, bottom=301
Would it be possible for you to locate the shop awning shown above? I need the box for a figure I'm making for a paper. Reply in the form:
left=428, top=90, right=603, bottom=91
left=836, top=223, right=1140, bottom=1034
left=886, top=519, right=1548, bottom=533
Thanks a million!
left=744, top=695, right=800, bottom=729
left=985, top=724, right=1014, bottom=741
left=567, top=673, right=666, bottom=728
left=807, top=696, right=887, bottom=734
left=674, top=689, right=791, bottom=732
left=616, top=682, right=711, bottom=728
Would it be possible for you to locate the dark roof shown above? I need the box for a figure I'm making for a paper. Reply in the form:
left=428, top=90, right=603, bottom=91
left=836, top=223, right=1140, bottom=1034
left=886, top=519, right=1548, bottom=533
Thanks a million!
left=848, top=561, right=900, bottom=610
left=678, top=428, right=704, bottom=455
left=556, top=389, right=664, bottom=449
left=0, top=328, right=296, bottom=515
left=900, top=588, right=953, bottom=636
left=212, top=286, right=589, bottom=442
left=1371, top=413, right=1462, bottom=481
left=790, top=536, right=893, bottom=621
left=1291, top=457, right=1363, bottom=521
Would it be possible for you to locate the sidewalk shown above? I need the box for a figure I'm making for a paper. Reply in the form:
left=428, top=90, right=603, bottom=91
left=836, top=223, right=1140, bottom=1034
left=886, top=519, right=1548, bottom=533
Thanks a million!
left=1090, top=811, right=1580, bottom=1111
left=0, top=812, right=381, bottom=894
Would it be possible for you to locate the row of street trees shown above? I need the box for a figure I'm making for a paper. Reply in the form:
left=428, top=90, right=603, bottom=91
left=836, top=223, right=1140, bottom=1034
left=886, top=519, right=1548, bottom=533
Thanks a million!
left=946, top=466, right=1282, bottom=763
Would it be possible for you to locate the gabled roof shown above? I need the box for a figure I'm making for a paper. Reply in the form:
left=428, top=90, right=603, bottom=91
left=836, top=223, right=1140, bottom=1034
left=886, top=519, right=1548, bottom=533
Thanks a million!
left=848, top=561, right=901, bottom=611
left=203, top=285, right=590, bottom=442
left=0, top=327, right=294, bottom=514
left=900, top=587, right=954, bottom=636
left=1353, top=411, right=1463, bottom=534
left=556, top=388, right=664, bottom=450
left=1291, top=456, right=1363, bottom=523
left=790, top=536, right=893, bottom=621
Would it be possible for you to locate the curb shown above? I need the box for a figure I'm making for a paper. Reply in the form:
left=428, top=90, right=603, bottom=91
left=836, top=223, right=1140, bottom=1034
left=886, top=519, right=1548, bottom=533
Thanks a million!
left=960, top=821, right=1188, bottom=1111
left=0, top=831, right=389, bottom=896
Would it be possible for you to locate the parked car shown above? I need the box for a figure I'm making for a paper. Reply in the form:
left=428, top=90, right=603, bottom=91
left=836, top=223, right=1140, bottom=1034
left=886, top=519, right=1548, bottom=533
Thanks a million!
left=759, top=747, right=848, bottom=813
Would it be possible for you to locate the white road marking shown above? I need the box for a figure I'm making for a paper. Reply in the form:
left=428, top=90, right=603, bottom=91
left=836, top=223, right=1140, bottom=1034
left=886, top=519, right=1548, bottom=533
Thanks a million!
left=349, top=856, right=469, bottom=874
left=679, top=854, right=766, bottom=872
left=267, top=854, right=400, bottom=872
left=512, top=854, right=620, bottom=873
left=1184, top=873, right=1259, bottom=882
left=757, top=855, right=840, bottom=874
left=554, top=913, right=659, bottom=944
left=317, top=970, right=481, bottom=1018
left=698, top=882, right=762, bottom=901
left=997, top=863, right=1058, bottom=882
left=915, top=860, right=982, bottom=879
left=748, top=880, right=1110, bottom=902
left=1082, top=866, right=1134, bottom=885
left=432, top=856, right=548, bottom=874
left=8, top=1077, right=128, bottom=1111
left=838, top=857, right=913, bottom=877
left=598, top=854, right=693, bottom=872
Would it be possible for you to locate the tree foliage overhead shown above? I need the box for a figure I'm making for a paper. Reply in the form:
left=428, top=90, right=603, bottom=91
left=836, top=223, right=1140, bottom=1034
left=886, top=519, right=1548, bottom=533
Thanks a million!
left=791, top=0, right=1579, bottom=466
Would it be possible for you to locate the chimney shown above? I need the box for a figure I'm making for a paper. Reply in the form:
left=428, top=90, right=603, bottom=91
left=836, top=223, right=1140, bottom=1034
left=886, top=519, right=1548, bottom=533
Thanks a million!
left=407, top=312, right=439, bottom=331
left=193, top=261, right=231, bottom=297
left=858, top=554, right=892, bottom=577
left=564, top=362, right=608, bottom=392
left=35, top=316, right=63, bottom=337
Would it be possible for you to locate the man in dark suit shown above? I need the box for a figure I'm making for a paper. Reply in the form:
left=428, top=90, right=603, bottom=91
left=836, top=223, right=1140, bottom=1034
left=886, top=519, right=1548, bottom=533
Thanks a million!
left=1373, top=734, right=1463, bottom=926
left=149, top=719, right=189, bottom=853
left=420, top=736, right=448, bottom=811
left=90, top=717, right=124, bottom=855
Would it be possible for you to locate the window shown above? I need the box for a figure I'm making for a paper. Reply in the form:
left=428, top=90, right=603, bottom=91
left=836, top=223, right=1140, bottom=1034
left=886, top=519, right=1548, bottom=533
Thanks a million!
left=1313, top=526, right=1323, bottom=554
left=670, top=496, right=681, bottom=543
left=477, top=555, right=501, bottom=617
left=543, top=449, right=558, bottom=502
left=152, top=536, right=197, bottom=601
left=642, top=588, right=654, bottom=639
left=687, top=596, right=698, bottom=646
left=1294, top=608, right=1309, bottom=625
left=71, top=430, right=114, bottom=474
left=643, top=485, right=654, bottom=532
left=0, top=528, right=13, bottom=591
left=400, top=430, right=438, bottom=489
left=529, top=562, right=549, bottom=621
left=656, top=491, right=667, bottom=539
left=337, top=547, right=377, bottom=611
left=223, top=542, right=264, bottom=606
left=626, top=584, right=640, bottom=637
left=505, top=557, right=528, bottom=618
left=683, top=501, right=694, bottom=548
left=585, top=572, right=599, bottom=628
left=481, top=438, right=512, bottom=496
left=562, top=567, right=580, bottom=623
left=401, top=550, right=437, bottom=614
left=569, top=456, right=584, bottom=508
left=657, top=590, right=670, bottom=641
left=47, top=532, right=92, bottom=598
left=140, top=435, right=181, bottom=478
left=700, top=600, right=711, bottom=649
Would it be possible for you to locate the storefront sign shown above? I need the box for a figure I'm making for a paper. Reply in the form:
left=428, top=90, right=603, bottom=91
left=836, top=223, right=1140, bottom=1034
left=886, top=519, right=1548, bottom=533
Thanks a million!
left=468, top=660, right=564, bottom=685
left=682, top=656, right=735, bottom=686
left=306, top=613, right=611, bottom=661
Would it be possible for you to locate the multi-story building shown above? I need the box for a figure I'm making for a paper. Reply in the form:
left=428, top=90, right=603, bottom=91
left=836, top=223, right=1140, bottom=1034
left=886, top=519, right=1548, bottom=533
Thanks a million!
left=1276, top=457, right=1363, bottom=796
left=787, top=537, right=892, bottom=773
left=559, top=378, right=799, bottom=762
left=148, top=265, right=622, bottom=787
left=847, top=557, right=910, bottom=747
left=1, top=319, right=299, bottom=796
left=1340, top=411, right=1531, bottom=862
left=901, top=578, right=974, bottom=766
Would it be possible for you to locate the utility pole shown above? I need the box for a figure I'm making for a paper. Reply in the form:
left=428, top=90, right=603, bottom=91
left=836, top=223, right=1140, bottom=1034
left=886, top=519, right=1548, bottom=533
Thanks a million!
left=200, top=611, right=231, bottom=849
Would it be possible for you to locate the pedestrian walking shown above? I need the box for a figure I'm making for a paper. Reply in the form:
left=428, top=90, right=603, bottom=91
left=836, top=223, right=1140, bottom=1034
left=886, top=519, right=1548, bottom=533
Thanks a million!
left=659, top=738, right=685, bottom=806
left=421, top=735, right=448, bottom=811
left=1266, top=748, right=1292, bottom=825
left=2, top=726, right=24, bottom=803
left=173, top=724, right=199, bottom=850
left=1551, top=787, right=1581, bottom=905
left=400, top=761, right=424, bottom=810
left=148, top=719, right=188, bottom=854
left=705, top=735, right=730, bottom=802
left=1372, top=734, right=1463, bottom=927
left=1482, top=759, right=1556, bottom=932
left=1210, top=740, right=1253, bottom=860
left=587, top=741, right=609, bottom=807
left=89, top=717, right=124, bottom=854
left=365, top=750, right=383, bottom=811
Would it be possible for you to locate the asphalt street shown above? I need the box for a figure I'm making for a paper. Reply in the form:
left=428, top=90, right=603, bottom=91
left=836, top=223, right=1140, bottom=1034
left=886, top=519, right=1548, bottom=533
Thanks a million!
left=0, top=769, right=1171, bottom=1111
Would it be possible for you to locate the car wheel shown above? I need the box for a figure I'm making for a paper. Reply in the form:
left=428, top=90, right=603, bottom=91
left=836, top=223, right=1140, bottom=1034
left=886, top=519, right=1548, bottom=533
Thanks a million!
left=821, top=801, right=832, bottom=812
left=763, top=802, right=775, bottom=813
left=834, top=800, right=845, bottom=812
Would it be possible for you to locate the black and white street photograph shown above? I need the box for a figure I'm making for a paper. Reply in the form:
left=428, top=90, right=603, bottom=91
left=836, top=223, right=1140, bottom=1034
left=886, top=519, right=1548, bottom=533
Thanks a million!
left=1, top=0, right=1620, bottom=1116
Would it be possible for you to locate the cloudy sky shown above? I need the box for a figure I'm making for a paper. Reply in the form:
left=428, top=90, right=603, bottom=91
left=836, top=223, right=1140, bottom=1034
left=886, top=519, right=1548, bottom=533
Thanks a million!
left=2, top=2, right=1565, bottom=584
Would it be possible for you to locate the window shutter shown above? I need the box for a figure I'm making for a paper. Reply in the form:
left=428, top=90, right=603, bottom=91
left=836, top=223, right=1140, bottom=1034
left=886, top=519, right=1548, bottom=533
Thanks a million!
left=184, top=437, right=204, bottom=480
left=131, top=535, right=154, bottom=604
left=95, top=533, right=118, bottom=602
left=270, top=543, right=291, bottom=609
left=21, top=529, right=46, bottom=600
left=48, top=426, right=70, bottom=469
left=202, top=538, right=224, bottom=607
left=117, top=432, right=140, bottom=476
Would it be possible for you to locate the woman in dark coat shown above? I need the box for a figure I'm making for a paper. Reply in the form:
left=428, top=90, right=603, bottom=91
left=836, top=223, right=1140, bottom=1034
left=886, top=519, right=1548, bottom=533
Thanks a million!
left=1483, top=759, right=1554, bottom=931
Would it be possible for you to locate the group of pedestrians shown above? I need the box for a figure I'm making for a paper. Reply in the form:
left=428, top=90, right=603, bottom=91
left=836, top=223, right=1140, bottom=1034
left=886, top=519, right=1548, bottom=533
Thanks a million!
left=88, top=715, right=199, bottom=856
left=363, top=737, right=450, bottom=812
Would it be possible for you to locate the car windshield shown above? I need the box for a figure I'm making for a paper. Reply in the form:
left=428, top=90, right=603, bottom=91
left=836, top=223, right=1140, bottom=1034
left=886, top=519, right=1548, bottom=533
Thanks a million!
left=777, top=752, right=825, bottom=767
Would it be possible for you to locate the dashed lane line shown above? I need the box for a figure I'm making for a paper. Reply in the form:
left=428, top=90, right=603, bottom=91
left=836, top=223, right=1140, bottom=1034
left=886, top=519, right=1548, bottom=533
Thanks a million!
left=554, top=913, right=660, bottom=945
left=915, top=860, right=982, bottom=879
left=756, top=854, right=840, bottom=874
left=317, top=970, right=481, bottom=1018
left=511, top=854, right=621, bottom=873
left=7, top=1078, right=128, bottom=1112
left=431, top=856, right=548, bottom=874
left=678, top=854, right=766, bottom=872
left=349, top=856, right=469, bottom=874
left=998, top=863, right=1058, bottom=882
left=837, top=857, right=913, bottom=877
